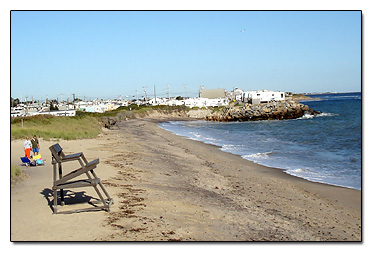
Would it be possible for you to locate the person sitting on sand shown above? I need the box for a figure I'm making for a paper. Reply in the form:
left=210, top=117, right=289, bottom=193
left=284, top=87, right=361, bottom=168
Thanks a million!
left=23, top=136, right=32, bottom=159
left=26, top=156, right=37, bottom=167
left=31, top=135, right=40, bottom=155
left=32, top=154, right=44, bottom=165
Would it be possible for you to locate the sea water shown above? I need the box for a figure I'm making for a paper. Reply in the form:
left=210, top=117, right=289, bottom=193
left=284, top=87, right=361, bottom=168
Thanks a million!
left=159, top=92, right=362, bottom=190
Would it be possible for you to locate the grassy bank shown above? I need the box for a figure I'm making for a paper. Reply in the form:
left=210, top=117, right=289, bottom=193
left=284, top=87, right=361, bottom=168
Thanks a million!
left=11, top=105, right=191, bottom=140
left=11, top=115, right=102, bottom=140
left=11, top=164, right=22, bottom=180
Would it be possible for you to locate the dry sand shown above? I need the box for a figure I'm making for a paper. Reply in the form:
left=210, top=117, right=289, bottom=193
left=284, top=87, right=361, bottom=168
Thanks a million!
left=11, top=118, right=361, bottom=241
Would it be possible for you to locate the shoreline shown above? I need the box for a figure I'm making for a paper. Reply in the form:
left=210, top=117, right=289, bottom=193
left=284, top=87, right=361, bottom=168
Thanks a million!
left=152, top=118, right=361, bottom=211
left=156, top=118, right=361, bottom=192
left=11, top=117, right=361, bottom=241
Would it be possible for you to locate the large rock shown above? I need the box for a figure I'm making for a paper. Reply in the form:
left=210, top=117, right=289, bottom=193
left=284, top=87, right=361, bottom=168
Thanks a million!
left=206, top=100, right=320, bottom=122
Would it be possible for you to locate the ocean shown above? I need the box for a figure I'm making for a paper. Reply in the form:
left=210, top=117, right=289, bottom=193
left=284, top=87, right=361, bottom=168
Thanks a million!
left=159, top=92, right=362, bottom=190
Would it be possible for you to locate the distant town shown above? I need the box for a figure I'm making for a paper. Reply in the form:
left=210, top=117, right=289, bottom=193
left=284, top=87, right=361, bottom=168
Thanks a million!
left=11, top=87, right=293, bottom=118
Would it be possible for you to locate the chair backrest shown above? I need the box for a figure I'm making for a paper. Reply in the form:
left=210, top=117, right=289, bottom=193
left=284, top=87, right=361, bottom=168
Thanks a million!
left=49, top=143, right=65, bottom=162
left=20, top=157, right=31, bottom=163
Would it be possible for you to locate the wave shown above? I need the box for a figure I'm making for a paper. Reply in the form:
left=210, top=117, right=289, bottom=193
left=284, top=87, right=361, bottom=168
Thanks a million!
left=190, top=132, right=202, bottom=138
left=222, top=144, right=238, bottom=151
left=286, top=168, right=312, bottom=175
left=337, top=95, right=361, bottom=99
left=189, top=132, right=218, bottom=143
left=317, top=112, right=337, bottom=117
left=284, top=168, right=360, bottom=190
left=297, top=113, right=315, bottom=120
left=297, top=112, right=337, bottom=120
left=244, top=151, right=274, bottom=159
left=284, top=168, right=329, bottom=184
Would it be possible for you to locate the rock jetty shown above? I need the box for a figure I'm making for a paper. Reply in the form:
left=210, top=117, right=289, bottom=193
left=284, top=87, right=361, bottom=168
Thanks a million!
left=100, top=100, right=320, bottom=125
left=204, top=100, right=320, bottom=122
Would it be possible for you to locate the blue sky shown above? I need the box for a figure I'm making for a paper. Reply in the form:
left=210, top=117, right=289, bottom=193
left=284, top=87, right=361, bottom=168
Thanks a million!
left=11, top=11, right=361, bottom=101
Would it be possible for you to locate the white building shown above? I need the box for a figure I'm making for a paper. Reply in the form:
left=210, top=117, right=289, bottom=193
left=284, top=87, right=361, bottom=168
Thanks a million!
left=148, top=97, right=229, bottom=108
left=74, top=99, right=125, bottom=113
left=36, top=110, right=76, bottom=116
left=188, top=98, right=229, bottom=108
left=243, top=90, right=285, bottom=104
left=11, top=107, right=76, bottom=117
left=226, top=88, right=244, bottom=101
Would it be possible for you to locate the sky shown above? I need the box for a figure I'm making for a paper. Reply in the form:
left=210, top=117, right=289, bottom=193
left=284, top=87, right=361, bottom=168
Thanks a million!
left=11, top=10, right=361, bottom=101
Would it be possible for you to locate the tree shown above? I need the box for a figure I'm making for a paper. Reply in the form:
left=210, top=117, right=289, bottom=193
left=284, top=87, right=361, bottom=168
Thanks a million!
left=49, top=102, right=59, bottom=111
left=11, top=97, right=20, bottom=107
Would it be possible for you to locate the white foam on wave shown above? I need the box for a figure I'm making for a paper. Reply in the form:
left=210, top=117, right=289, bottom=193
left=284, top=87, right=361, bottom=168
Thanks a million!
left=244, top=151, right=274, bottom=159
left=337, top=95, right=361, bottom=99
left=286, top=168, right=311, bottom=175
left=297, top=112, right=337, bottom=120
left=297, top=113, right=314, bottom=119
left=190, top=132, right=202, bottom=138
left=316, top=112, right=337, bottom=117
left=284, top=168, right=360, bottom=189
left=222, top=144, right=237, bottom=151
left=284, top=168, right=323, bottom=182
left=189, top=132, right=218, bottom=143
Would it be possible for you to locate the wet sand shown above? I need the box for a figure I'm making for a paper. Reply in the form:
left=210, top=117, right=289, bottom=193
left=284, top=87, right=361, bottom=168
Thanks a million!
left=11, top=118, right=361, bottom=241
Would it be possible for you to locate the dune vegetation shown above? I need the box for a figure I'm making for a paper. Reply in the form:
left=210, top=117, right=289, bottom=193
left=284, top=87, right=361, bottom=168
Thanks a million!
left=11, top=115, right=102, bottom=140
left=11, top=105, right=191, bottom=140
left=11, top=163, right=22, bottom=180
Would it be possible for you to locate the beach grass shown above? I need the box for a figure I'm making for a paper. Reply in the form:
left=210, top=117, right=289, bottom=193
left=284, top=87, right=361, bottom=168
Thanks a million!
left=11, top=115, right=102, bottom=140
left=11, top=105, right=192, bottom=140
left=11, top=164, right=22, bottom=180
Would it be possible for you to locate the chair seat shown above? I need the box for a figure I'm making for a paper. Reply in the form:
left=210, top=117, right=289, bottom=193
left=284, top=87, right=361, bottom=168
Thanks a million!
left=53, top=178, right=100, bottom=190
left=56, top=159, right=99, bottom=185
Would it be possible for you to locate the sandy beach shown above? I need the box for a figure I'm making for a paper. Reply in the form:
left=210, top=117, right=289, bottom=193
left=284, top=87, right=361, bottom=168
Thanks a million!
left=11, top=118, right=361, bottom=241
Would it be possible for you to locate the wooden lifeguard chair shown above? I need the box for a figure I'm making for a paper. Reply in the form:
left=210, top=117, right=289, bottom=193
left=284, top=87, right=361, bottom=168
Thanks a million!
left=49, top=143, right=113, bottom=214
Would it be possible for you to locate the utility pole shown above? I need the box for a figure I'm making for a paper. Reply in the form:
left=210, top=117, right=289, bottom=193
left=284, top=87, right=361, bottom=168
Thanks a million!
left=25, top=96, right=28, bottom=115
left=143, top=86, right=148, bottom=101
left=184, top=85, right=188, bottom=98
left=136, top=89, right=139, bottom=106
left=168, top=84, right=170, bottom=100
left=154, top=85, right=156, bottom=102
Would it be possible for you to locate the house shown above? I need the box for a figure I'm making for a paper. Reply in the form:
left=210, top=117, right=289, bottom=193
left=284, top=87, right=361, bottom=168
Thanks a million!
left=36, top=110, right=76, bottom=116
left=243, top=90, right=285, bottom=104
left=199, top=88, right=226, bottom=99
left=146, top=96, right=229, bottom=108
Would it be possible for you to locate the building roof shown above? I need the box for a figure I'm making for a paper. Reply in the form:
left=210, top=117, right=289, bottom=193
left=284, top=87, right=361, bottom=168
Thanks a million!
left=199, top=88, right=226, bottom=99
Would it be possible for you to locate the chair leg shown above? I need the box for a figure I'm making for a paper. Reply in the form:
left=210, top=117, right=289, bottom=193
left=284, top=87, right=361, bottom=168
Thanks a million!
left=92, top=185, right=108, bottom=208
left=86, top=170, right=111, bottom=209
left=98, top=182, right=113, bottom=204
left=90, top=170, right=113, bottom=203
left=53, top=189, right=58, bottom=214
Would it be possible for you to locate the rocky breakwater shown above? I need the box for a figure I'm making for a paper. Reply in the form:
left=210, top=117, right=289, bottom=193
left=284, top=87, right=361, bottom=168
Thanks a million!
left=206, top=100, right=320, bottom=122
